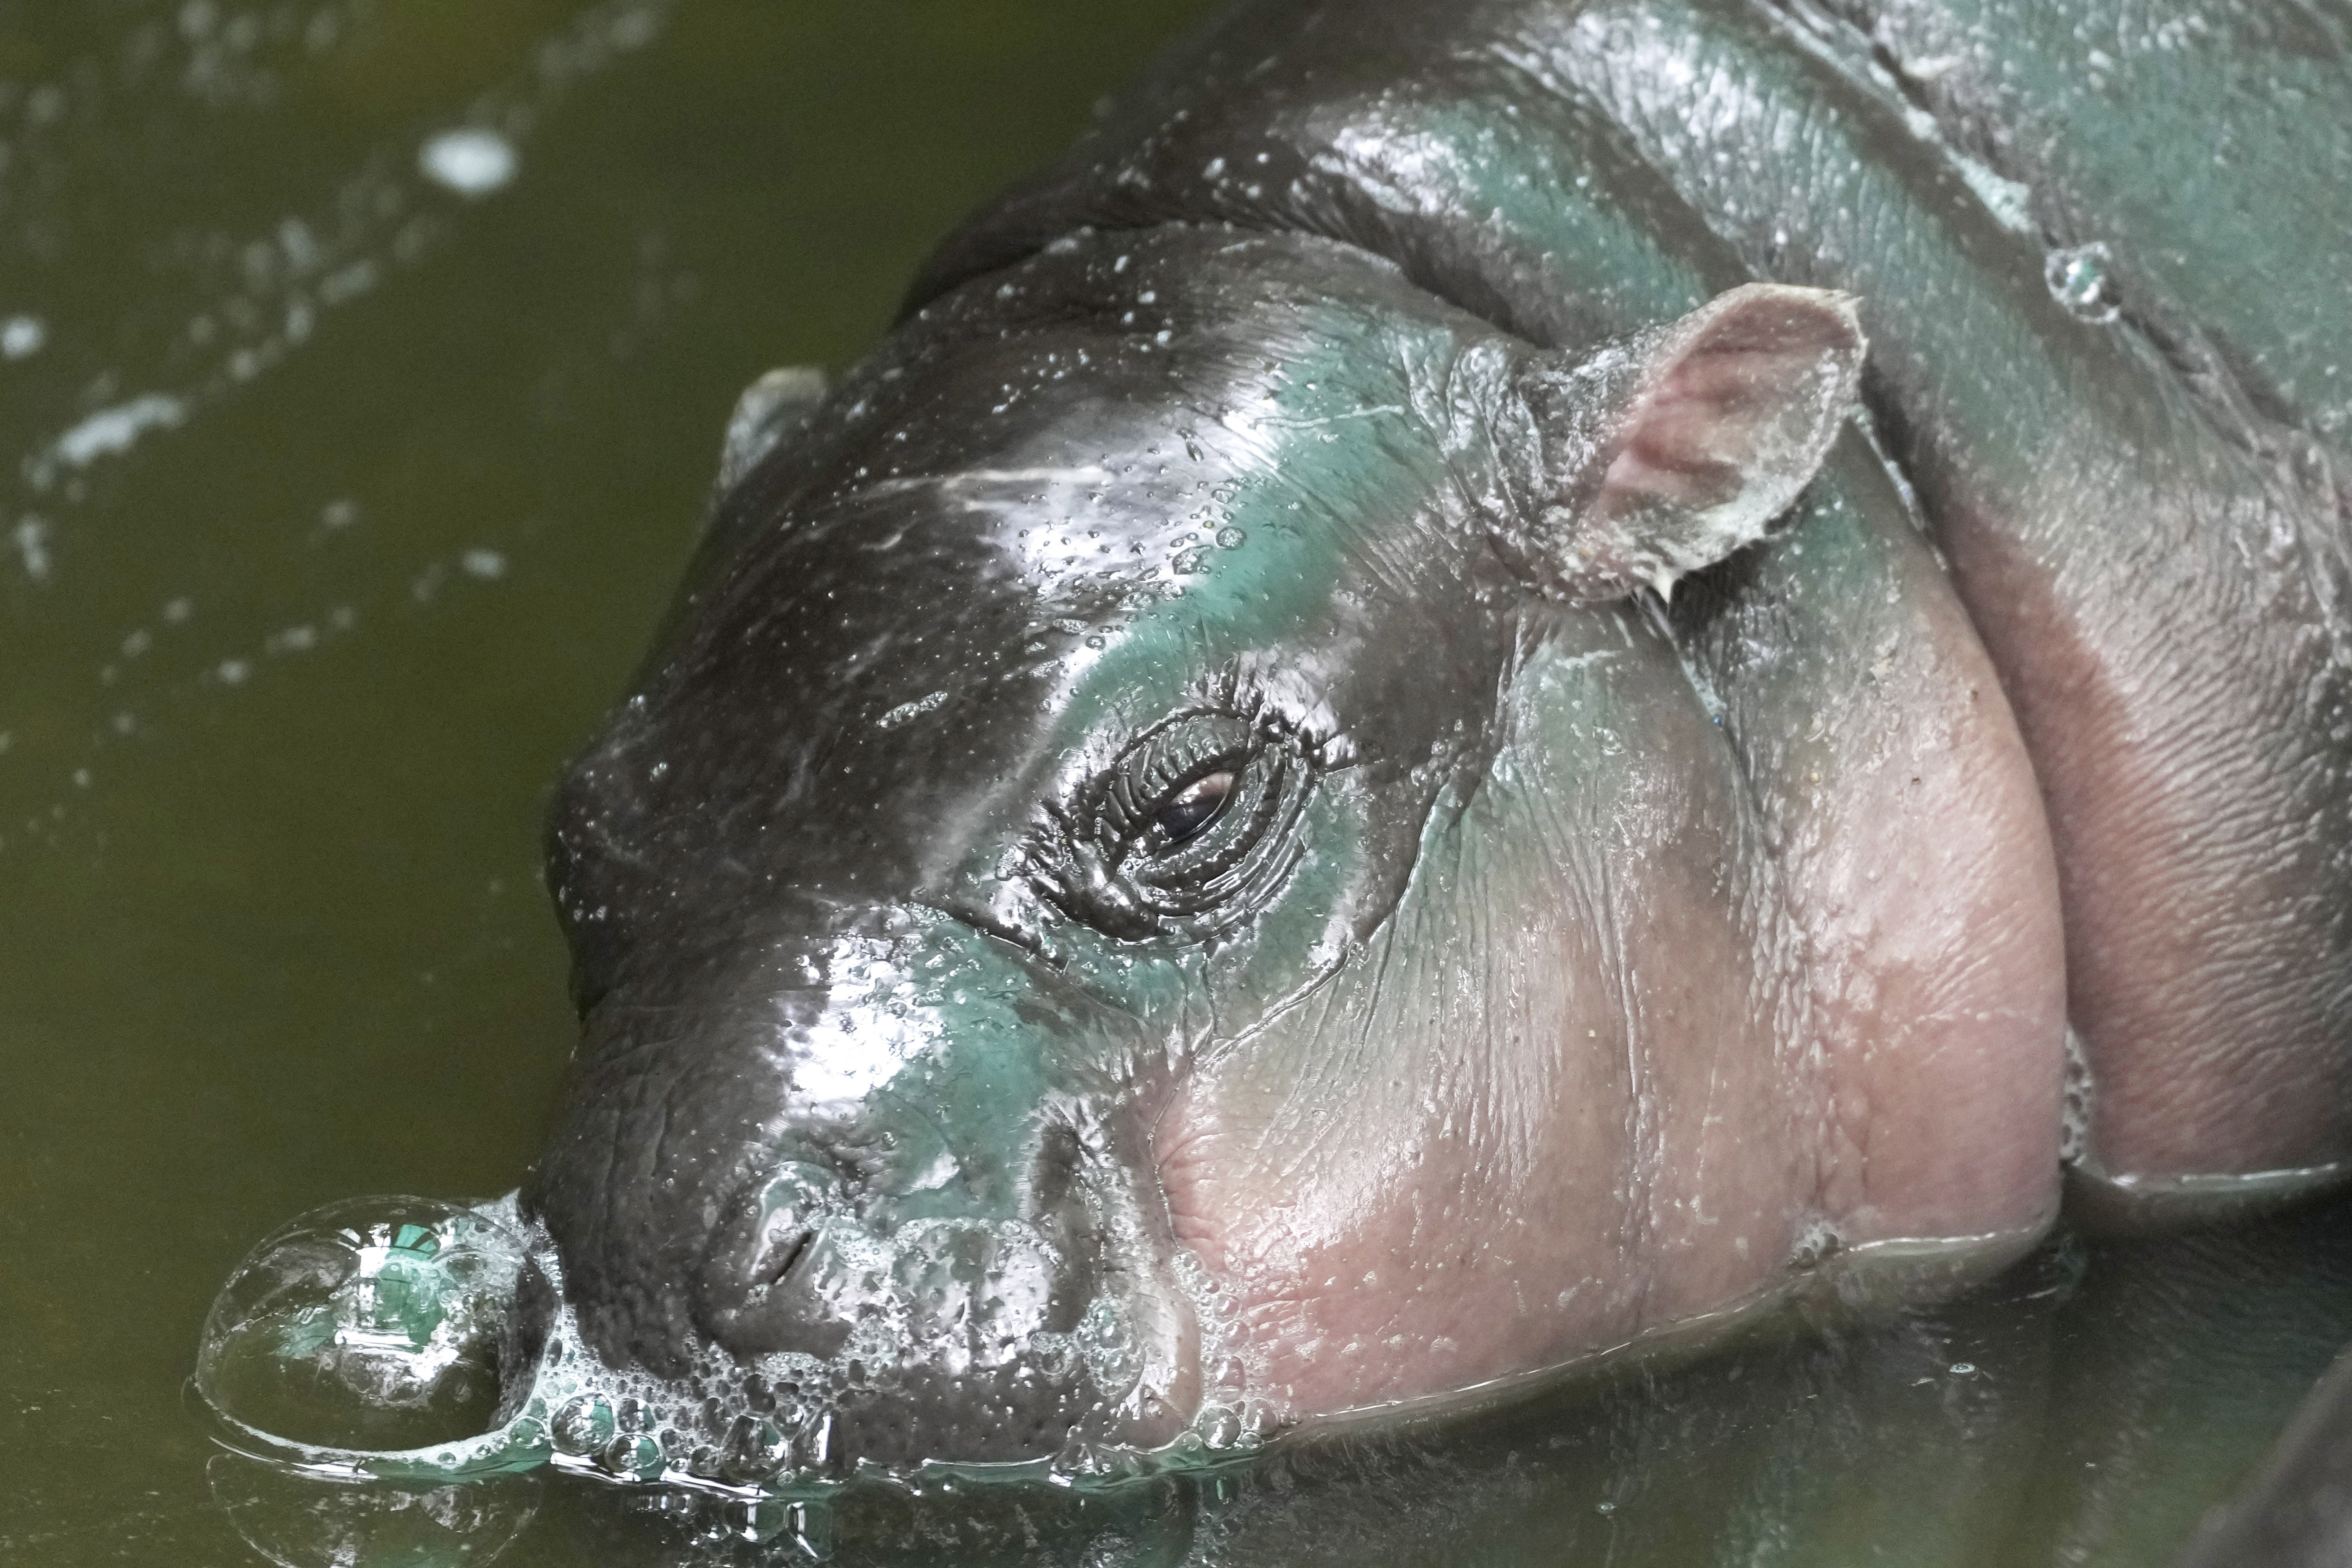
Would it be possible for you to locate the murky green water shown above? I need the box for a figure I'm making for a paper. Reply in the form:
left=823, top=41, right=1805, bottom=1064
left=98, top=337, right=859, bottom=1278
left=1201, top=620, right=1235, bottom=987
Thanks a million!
left=0, top=3, right=2344, bottom=1564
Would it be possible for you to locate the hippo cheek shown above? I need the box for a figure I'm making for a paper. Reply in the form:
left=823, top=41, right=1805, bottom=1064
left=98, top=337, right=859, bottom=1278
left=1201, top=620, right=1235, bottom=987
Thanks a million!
left=1148, top=608, right=1856, bottom=1425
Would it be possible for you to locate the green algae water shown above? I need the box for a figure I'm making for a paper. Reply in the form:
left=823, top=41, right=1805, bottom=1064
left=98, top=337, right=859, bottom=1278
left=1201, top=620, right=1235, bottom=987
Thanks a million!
left=0, top=3, right=2345, bottom=1564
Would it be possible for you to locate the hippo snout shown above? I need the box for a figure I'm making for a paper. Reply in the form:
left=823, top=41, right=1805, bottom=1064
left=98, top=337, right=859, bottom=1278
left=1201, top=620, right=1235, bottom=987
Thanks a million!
left=523, top=919, right=1206, bottom=1476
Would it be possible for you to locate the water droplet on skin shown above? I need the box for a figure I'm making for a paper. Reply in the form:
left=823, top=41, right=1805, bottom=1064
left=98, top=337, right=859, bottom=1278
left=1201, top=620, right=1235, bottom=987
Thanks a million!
left=2045, top=242, right=2122, bottom=324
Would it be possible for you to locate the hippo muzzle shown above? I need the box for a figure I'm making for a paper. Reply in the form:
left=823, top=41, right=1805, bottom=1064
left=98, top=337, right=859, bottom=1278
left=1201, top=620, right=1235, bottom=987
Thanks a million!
left=523, top=913, right=1206, bottom=1474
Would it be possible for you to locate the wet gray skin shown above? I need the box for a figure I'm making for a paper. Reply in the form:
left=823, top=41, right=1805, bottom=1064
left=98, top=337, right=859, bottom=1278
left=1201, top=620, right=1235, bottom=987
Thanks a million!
left=519, top=0, right=2351, bottom=1486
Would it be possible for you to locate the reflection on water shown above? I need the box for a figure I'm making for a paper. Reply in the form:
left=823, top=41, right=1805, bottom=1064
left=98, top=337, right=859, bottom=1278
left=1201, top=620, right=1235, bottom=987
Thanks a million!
left=188, top=1196, right=2352, bottom=1566
left=0, top=3, right=2344, bottom=1565
left=207, top=1455, right=541, bottom=1568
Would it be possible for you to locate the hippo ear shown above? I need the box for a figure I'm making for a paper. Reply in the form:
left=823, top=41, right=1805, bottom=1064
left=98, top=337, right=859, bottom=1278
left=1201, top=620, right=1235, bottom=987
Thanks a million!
left=711, top=365, right=831, bottom=506
left=1503, top=283, right=1865, bottom=601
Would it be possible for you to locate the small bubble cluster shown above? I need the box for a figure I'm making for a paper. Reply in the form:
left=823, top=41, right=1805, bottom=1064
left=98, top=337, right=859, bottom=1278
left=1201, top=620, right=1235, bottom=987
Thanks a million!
left=198, top=1189, right=1286, bottom=1497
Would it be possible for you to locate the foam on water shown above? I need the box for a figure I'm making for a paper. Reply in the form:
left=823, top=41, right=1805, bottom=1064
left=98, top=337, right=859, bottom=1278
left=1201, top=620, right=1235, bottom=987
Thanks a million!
left=196, top=1189, right=1277, bottom=1498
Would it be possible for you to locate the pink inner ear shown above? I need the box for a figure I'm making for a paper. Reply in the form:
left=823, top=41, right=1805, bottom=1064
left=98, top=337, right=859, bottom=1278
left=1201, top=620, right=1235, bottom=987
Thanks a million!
left=1598, top=289, right=1865, bottom=524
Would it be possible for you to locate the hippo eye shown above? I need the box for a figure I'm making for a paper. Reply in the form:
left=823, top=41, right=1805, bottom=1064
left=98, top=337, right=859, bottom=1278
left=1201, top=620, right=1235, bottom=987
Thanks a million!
left=1150, top=770, right=1234, bottom=848
left=1033, top=709, right=1318, bottom=939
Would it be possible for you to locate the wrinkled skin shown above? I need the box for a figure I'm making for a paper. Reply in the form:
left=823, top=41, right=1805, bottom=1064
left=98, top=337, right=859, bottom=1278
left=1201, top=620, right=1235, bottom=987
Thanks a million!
left=523, top=0, right=2352, bottom=1479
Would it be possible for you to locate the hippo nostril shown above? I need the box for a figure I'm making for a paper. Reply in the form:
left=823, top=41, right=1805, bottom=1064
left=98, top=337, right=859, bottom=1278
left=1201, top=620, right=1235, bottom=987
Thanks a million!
left=693, top=1160, right=854, bottom=1359
left=749, top=1225, right=814, bottom=1291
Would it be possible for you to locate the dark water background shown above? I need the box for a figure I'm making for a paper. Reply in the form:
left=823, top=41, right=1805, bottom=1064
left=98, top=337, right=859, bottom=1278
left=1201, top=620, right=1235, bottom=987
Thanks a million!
left=0, top=2, right=2346, bottom=1564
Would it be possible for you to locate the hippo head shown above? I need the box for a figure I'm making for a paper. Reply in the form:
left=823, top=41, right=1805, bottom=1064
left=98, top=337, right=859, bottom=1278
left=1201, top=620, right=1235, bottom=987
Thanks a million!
left=525, top=227, right=1864, bottom=1481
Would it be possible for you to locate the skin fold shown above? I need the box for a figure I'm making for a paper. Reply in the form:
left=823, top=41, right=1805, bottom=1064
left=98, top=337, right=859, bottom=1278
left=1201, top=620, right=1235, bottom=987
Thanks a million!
left=517, top=0, right=2351, bottom=1478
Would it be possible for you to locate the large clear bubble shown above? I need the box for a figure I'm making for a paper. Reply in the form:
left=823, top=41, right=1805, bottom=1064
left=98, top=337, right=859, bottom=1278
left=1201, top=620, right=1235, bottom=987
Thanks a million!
left=195, top=1195, right=548, bottom=1470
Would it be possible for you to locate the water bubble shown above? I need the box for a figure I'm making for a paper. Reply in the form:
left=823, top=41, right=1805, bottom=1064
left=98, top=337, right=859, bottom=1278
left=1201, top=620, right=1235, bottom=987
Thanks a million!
left=599, top=1432, right=667, bottom=1481
left=2044, top=242, right=2122, bottom=325
left=1071, top=1296, right=1142, bottom=1400
left=195, top=1196, right=532, bottom=1454
left=550, top=1394, right=616, bottom=1455
left=1214, top=526, right=1247, bottom=550
left=723, top=1415, right=791, bottom=1481
left=730, top=1497, right=799, bottom=1546
left=1196, top=1404, right=1244, bottom=1450
left=419, top=129, right=519, bottom=198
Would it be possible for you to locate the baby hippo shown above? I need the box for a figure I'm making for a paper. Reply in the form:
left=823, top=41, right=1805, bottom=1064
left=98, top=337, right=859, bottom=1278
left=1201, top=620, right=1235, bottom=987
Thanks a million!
left=519, top=0, right=2349, bottom=1485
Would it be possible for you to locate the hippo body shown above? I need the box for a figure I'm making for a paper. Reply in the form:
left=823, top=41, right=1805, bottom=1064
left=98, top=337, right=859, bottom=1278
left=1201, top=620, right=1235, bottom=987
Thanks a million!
left=528, top=0, right=2352, bottom=1482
